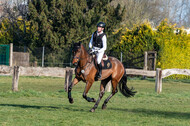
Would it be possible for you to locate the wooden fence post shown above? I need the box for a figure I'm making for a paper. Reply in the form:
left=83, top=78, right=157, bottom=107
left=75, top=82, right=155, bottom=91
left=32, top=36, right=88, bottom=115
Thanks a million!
left=143, top=51, right=148, bottom=79
left=12, top=66, right=20, bottom=92
left=64, top=69, right=68, bottom=91
left=144, top=51, right=148, bottom=70
left=106, top=81, right=112, bottom=92
left=155, top=68, right=162, bottom=93
left=64, top=68, right=73, bottom=92
left=153, top=52, right=157, bottom=71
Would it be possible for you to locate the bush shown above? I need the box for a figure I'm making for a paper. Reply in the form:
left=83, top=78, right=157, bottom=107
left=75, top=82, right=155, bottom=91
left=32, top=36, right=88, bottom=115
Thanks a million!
left=114, top=19, right=190, bottom=79
left=113, top=21, right=157, bottom=68
left=156, top=19, right=190, bottom=79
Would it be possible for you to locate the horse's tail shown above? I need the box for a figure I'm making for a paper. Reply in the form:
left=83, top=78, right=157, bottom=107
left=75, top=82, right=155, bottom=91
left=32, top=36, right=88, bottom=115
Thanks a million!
left=118, top=71, right=136, bottom=97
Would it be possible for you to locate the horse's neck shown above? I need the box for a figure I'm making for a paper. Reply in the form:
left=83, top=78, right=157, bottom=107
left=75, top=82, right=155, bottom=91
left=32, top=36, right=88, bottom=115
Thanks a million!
left=79, top=45, right=90, bottom=67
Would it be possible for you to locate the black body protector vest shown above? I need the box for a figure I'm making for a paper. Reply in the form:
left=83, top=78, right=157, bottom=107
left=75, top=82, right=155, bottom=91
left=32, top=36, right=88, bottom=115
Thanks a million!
left=93, top=31, right=106, bottom=48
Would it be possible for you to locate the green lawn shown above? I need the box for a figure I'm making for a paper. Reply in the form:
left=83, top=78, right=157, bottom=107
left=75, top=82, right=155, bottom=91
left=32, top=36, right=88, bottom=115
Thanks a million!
left=0, top=76, right=190, bottom=126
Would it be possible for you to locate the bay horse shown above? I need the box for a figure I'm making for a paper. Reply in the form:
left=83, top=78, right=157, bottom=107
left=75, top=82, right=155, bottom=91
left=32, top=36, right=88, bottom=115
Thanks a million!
left=68, top=42, right=136, bottom=112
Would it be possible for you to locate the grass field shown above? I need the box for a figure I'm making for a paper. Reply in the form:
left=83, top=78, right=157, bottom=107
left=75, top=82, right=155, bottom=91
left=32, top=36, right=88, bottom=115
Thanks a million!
left=0, top=76, right=190, bottom=126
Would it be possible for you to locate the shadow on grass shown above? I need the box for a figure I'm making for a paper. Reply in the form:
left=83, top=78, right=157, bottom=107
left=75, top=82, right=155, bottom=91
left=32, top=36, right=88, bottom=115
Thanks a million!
left=0, top=103, right=88, bottom=112
left=108, top=107, right=190, bottom=119
left=0, top=104, right=60, bottom=109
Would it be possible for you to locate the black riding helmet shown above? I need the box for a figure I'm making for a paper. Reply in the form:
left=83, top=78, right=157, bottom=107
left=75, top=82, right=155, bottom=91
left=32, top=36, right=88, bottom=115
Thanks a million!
left=97, top=22, right=106, bottom=28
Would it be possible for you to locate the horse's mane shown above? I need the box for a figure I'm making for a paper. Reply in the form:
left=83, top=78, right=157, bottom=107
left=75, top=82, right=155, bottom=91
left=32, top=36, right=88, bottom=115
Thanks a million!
left=81, top=44, right=90, bottom=55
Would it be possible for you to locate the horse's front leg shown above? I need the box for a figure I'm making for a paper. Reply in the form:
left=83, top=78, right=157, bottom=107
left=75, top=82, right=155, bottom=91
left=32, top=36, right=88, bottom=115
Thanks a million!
left=83, top=81, right=96, bottom=102
left=68, top=77, right=80, bottom=104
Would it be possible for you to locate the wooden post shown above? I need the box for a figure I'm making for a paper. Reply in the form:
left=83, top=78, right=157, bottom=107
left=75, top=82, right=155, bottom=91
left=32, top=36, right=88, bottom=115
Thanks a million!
left=64, top=68, right=73, bottom=92
left=154, top=52, right=157, bottom=71
left=64, top=69, right=69, bottom=92
left=12, top=66, right=20, bottom=92
left=155, top=68, right=162, bottom=93
left=106, top=81, right=112, bottom=92
left=144, top=51, right=148, bottom=70
left=143, top=51, right=148, bottom=79
left=9, top=43, right=13, bottom=67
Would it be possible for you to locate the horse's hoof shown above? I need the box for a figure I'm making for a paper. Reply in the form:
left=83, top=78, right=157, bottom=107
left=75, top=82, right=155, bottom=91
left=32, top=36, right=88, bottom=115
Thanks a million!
left=92, top=98, right=96, bottom=102
left=90, top=108, right=95, bottom=112
left=69, top=98, right=74, bottom=104
left=102, top=104, right=107, bottom=110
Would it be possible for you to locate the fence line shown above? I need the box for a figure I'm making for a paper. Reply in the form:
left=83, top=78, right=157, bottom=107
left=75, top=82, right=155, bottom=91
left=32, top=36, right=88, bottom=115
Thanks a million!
left=155, top=68, right=190, bottom=93
left=126, top=68, right=156, bottom=77
left=126, top=68, right=190, bottom=93
left=0, top=65, right=73, bottom=77
left=1, top=65, right=189, bottom=93
left=162, top=69, right=190, bottom=78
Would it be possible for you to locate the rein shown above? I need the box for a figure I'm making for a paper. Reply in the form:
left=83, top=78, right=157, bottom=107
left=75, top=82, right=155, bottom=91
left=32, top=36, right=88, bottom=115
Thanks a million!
left=78, top=55, right=92, bottom=69
left=73, top=48, right=92, bottom=69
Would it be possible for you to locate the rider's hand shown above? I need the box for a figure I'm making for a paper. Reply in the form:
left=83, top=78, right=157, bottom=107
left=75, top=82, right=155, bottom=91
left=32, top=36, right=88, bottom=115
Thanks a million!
left=94, top=51, right=98, bottom=55
left=88, top=48, right=93, bottom=54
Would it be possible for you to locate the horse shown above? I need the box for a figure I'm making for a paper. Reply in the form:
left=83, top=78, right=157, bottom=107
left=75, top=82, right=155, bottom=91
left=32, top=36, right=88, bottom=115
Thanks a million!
left=68, top=42, right=136, bottom=112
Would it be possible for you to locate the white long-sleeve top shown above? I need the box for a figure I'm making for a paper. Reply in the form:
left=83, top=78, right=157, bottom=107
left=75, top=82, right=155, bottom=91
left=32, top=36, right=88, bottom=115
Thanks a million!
left=89, top=31, right=107, bottom=53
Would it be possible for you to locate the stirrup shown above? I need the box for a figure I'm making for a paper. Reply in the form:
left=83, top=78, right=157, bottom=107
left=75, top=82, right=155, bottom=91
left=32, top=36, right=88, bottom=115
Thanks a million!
left=97, top=75, right=101, bottom=79
left=97, top=73, right=101, bottom=78
left=95, top=73, right=101, bottom=81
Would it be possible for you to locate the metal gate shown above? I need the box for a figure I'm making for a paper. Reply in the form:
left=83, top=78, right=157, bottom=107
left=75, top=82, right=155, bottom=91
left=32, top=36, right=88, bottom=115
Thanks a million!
left=0, top=45, right=10, bottom=65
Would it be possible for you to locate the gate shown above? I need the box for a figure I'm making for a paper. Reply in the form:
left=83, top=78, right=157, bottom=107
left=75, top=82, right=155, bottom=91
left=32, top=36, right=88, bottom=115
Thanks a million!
left=0, top=45, right=10, bottom=65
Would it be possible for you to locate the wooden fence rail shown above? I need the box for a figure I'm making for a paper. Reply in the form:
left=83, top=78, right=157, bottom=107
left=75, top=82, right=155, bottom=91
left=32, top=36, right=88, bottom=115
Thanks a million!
left=1, top=65, right=190, bottom=93
left=162, top=69, right=190, bottom=78
left=126, top=68, right=156, bottom=77
left=126, top=68, right=190, bottom=93
left=156, top=68, right=190, bottom=93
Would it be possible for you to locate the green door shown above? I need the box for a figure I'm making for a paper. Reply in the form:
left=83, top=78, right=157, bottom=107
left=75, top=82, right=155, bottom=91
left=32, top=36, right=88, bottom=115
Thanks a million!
left=0, top=45, right=10, bottom=65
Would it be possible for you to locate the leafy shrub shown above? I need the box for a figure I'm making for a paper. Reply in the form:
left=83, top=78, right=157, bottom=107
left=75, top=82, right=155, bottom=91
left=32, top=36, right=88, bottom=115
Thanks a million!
left=114, top=19, right=190, bottom=79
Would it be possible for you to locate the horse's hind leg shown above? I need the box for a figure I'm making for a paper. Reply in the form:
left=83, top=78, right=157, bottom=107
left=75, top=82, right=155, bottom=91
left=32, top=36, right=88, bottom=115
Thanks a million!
left=90, top=78, right=110, bottom=112
left=102, top=79, right=118, bottom=110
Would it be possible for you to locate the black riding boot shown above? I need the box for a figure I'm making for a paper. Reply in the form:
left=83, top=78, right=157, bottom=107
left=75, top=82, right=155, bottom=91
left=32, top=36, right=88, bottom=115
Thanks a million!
left=97, top=63, right=102, bottom=79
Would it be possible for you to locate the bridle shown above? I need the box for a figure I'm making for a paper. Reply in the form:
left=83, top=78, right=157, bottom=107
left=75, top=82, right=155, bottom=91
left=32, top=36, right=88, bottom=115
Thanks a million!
left=73, top=47, right=92, bottom=69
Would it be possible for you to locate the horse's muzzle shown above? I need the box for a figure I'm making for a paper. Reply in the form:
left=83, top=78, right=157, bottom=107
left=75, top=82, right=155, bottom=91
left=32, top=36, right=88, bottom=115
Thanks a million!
left=73, top=62, right=78, bottom=66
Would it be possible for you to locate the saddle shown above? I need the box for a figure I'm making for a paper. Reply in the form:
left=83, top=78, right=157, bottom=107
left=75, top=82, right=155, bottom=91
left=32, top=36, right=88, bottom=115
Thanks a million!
left=94, top=54, right=112, bottom=69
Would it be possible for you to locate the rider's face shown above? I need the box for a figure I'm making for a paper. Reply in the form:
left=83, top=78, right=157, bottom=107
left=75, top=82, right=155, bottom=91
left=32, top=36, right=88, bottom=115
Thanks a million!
left=97, top=27, right=104, bottom=33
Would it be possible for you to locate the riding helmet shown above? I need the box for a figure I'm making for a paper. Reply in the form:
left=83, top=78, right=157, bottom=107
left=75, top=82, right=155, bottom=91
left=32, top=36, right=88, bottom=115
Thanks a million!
left=97, top=22, right=106, bottom=28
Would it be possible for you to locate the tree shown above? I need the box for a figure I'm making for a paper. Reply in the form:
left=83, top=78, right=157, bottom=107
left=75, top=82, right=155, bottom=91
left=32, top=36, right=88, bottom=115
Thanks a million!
left=0, top=0, right=31, bottom=46
left=27, top=0, right=125, bottom=66
left=0, top=18, right=13, bottom=44
left=28, top=0, right=125, bottom=49
left=111, top=0, right=190, bottom=28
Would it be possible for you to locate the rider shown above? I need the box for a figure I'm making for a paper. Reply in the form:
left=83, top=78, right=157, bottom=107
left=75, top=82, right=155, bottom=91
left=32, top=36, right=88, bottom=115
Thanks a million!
left=89, top=22, right=107, bottom=79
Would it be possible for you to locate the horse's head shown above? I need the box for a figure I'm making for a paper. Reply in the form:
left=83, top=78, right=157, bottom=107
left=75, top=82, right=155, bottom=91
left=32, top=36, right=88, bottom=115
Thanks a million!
left=72, top=41, right=82, bottom=66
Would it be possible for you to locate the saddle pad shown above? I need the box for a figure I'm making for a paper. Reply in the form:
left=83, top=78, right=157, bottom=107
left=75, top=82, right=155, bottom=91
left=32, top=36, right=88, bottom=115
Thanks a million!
left=102, top=59, right=112, bottom=69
